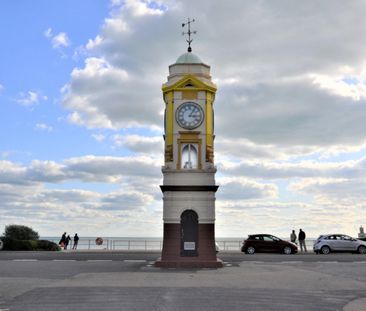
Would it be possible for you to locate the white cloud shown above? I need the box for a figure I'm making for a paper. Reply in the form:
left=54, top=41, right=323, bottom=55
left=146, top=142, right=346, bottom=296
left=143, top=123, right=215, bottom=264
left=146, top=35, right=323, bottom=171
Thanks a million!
left=35, top=123, right=53, bottom=132
left=44, top=27, right=71, bottom=49
left=62, top=57, right=157, bottom=129
left=15, top=91, right=47, bottom=106
left=100, top=191, right=154, bottom=210
left=124, top=0, right=164, bottom=17
left=0, top=155, right=163, bottom=236
left=219, top=156, right=366, bottom=180
left=0, top=183, right=161, bottom=236
left=52, top=32, right=70, bottom=48
left=112, top=134, right=163, bottom=154
left=290, top=178, right=366, bottom=206
left=59, top=0, right=366, bottom=152
left=43, top=27, right=52, bottom=39
left=217, top=177, right=278, bottom=200
left=5, top=1, right=366, bottom=237
left=92, top=133, right=106, bottom=142
left=86, top=35, right=103, bottom=50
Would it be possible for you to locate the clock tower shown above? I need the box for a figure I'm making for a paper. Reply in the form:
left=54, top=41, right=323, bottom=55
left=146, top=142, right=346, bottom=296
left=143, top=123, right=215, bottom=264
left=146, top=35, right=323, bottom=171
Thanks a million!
left=155, top=20, right=222, bottom=268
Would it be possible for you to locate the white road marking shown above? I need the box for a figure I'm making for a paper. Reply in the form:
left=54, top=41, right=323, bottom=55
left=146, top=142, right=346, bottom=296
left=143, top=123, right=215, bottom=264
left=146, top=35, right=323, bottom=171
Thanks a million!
left=87, top=260, right=112, bottom=262
left=13, top=259, right=37, bottom=261
left=123, top=259, right=147, bottom=262
left=52, top=259, right=76, bottom=262
left=279, top=261, right=304, bottom=264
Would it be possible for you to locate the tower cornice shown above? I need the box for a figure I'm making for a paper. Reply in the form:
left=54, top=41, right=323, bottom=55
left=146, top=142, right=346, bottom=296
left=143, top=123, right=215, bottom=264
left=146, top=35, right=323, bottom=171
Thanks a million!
left=162, top=74, right=217, bottom=94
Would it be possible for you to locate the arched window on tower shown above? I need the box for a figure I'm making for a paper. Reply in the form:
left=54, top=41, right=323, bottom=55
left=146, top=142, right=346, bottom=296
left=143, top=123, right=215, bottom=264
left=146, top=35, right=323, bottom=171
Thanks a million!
left=181, top=144, right=198, bottom=169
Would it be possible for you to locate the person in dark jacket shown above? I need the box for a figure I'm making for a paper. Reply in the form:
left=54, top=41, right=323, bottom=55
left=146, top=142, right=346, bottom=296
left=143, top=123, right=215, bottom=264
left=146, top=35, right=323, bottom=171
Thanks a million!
left=64, top=235, right=71, bottom=250
left=72, top=233, right=79, bottom=250
left=298, top=229, right=307, bottom=252
left=59, top=232, right=66, bottom=248
left=290, top=230, right=297, bottom=244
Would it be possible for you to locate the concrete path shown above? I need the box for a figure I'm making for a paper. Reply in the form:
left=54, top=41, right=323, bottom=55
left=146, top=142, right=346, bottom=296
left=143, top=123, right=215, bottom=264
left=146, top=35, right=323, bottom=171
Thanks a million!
left=1, top=255, right=366, bottom=310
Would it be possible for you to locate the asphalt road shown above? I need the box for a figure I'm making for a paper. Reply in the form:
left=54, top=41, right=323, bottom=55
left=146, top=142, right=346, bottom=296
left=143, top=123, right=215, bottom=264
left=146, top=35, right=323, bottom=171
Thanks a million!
left=1, top=250, right=366, bottom=262
left=1, top=251, right=366, bottom=311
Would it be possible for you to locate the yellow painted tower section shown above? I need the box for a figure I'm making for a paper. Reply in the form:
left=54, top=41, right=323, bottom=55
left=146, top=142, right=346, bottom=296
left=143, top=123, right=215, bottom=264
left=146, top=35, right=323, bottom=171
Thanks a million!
left=162, top=75, right=217, bottom=165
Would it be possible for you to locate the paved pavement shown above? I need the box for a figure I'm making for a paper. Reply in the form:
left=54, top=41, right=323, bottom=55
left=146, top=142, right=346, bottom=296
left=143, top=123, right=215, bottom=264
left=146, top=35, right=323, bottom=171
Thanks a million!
left=1, top=251, right=366, bottom=310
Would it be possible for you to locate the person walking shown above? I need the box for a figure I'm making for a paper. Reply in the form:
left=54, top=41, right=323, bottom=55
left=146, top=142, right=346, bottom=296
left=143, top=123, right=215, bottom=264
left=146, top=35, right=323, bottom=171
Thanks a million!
left=72, top=233, right=79, bottom=250
left=64, top=235, right=71, bottom=250
left=298, top=229, right=307, bottom=252
left=59, top=232, right=66, bottom=249
left=290, top=230, right=297, bottom=244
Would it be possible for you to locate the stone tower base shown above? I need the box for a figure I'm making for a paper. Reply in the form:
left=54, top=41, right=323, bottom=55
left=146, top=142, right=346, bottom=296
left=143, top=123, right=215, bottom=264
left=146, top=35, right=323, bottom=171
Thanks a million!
left=154, top=223, right=223, bottom=268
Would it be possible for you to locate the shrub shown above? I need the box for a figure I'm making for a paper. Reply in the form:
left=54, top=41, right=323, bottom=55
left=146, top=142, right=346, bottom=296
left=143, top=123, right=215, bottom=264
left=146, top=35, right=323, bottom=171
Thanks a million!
left=0, top=225, right=59, bottom=251
left=2, top=238, right=37, bottom=250
left=37, top=240, right=61, bottom=251
left=3, top=225, right=39, bottom=240
left=0, top=238, right=60, bottom=251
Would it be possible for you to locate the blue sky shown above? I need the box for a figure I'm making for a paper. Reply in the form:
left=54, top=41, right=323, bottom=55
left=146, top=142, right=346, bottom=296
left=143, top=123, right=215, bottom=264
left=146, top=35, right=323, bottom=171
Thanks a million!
left=1, top=0, right=366, bottom=238
left=0, top=0, right=110, bottom=162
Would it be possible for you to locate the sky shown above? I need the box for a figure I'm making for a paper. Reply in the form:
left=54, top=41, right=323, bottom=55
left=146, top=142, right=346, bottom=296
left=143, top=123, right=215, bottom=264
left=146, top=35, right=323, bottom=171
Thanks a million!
left=1, top=0, right=366, bottom=238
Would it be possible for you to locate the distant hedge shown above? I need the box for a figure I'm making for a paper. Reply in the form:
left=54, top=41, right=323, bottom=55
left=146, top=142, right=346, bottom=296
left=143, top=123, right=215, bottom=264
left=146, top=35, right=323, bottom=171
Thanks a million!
left=0, top=238, right=60, bottom=251
left=3, top=224, right=39, bottom=240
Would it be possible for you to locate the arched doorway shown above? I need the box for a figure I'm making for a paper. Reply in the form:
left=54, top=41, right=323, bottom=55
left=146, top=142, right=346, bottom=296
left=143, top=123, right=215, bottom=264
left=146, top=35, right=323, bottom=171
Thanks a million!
left=181, top=209, right=198, bottom=256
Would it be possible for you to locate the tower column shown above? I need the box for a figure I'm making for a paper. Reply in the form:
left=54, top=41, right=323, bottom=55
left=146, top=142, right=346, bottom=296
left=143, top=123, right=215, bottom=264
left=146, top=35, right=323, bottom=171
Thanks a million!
left=155, top=44, right=222, bottom=268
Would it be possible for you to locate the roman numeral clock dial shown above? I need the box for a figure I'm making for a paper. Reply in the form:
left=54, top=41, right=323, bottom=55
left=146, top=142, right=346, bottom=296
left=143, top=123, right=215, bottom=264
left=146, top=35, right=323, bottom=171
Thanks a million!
left=176, top=102, right=204, bottom=129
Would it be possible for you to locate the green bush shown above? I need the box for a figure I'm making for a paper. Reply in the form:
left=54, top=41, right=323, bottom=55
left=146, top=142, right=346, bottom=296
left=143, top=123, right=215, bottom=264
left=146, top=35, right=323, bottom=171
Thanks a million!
left=0, top=225, right=60, bottom=251
left=2, top=238, right=37, bottom=250
left=4, top=225, right=39, bottom=240
left=1, top=238, right=60, bottom=251
left=36, top=240, right=61, bottom=251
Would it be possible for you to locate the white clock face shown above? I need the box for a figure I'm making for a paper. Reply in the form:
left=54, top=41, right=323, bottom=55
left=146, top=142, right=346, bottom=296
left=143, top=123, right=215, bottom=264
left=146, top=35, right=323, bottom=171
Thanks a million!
left=176, top=102, right=204, bottom=129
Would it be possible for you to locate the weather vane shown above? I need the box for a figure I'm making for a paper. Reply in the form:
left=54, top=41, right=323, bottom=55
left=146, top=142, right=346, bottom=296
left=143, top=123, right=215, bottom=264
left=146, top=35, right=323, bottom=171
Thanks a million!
left=182, top=18, right=197, bottom=52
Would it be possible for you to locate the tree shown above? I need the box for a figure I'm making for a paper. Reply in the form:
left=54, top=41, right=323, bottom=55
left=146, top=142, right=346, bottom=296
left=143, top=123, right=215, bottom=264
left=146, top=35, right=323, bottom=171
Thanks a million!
left=3, top=225, right=39, bottom=240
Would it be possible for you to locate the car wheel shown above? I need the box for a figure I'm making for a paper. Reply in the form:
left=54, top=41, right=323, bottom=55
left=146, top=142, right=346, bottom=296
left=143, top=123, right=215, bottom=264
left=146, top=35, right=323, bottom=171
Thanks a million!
left=283, top=246, right=292, bottom=254
left=321, top=246, right=330, bottom=255
left=358, top=245, right=366, bottom=254
left=246, top=246, right=255, bottom=254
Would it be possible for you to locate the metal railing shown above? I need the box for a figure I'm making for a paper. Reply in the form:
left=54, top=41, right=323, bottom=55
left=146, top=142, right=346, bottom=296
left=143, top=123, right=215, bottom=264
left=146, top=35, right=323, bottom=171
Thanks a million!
left=45, top=238, right=315, bottom=251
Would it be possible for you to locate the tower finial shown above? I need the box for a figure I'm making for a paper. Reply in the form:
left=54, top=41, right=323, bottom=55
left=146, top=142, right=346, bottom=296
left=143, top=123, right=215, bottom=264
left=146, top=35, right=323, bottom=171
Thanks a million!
left=182, top=18, right=197, bottom=52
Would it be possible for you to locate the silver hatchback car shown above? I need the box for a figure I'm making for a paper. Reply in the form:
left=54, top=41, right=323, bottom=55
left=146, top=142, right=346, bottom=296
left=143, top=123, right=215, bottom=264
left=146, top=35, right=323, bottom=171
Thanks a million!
left=313, top=234, right=366, bottom=254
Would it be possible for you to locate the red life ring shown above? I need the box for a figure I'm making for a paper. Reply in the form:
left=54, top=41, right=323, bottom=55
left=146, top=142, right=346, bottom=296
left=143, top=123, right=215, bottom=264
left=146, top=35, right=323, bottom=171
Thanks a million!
left=95, top=237, right=103, bottom=245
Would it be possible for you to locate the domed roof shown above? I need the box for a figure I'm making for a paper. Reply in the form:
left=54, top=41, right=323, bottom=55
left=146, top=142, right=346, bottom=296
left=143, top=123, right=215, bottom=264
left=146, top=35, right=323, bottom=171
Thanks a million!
left=176, top=52, right=203, bottom=64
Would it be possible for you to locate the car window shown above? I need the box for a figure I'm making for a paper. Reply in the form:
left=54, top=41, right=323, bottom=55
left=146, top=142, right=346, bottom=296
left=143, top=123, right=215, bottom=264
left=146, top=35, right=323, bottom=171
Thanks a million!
left=342, top=235, right=352, bottom=241
left=263, top=236, right=273, bottom=241
left=254, top=236, right=264, bottom=240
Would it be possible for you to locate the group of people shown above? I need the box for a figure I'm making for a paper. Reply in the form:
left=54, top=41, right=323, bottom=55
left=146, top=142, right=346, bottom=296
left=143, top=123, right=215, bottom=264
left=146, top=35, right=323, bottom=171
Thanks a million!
left=59, top=232, right=79, bottom=250
left=290, top=229, right=307, bottom=252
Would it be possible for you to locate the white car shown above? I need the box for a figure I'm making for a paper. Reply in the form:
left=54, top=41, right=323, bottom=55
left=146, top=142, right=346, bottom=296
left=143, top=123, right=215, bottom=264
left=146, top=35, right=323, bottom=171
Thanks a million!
left=313, top=234, right=366, bottom=254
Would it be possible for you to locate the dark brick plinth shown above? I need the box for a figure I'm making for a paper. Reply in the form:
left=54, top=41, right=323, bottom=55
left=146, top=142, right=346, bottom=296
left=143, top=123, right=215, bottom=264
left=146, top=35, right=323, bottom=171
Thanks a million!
left=155, top=258, right=223, bottom=268
left=154, top=223, right=222, bottom=268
